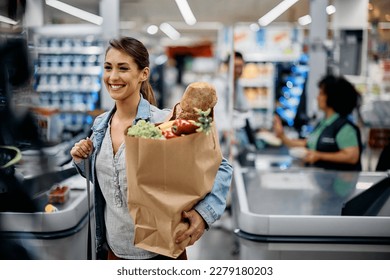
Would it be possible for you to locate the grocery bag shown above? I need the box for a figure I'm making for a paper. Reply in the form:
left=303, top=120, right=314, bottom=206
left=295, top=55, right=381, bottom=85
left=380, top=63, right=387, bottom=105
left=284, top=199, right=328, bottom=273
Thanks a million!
left=124, top=124, right=222, bottom=258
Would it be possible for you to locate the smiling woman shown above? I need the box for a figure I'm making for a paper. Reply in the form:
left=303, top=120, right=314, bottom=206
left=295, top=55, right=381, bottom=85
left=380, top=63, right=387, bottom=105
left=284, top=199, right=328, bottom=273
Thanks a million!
left=70, top=36, right=233, bottom=260
left=104, top=37, right=156, bottom=106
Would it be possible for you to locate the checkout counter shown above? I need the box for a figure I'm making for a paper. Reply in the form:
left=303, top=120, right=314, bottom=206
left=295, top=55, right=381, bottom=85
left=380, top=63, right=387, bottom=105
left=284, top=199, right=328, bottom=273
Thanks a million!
left=0, top=142, right=94, bottom=260
left=232, top=145, right=390, bottom=260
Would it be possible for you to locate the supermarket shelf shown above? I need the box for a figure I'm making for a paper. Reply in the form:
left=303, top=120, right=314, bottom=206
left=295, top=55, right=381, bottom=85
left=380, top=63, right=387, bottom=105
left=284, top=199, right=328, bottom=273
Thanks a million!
left=34, top=46, right=104, bottom=55
left=36, top=66, right=102, bottom=76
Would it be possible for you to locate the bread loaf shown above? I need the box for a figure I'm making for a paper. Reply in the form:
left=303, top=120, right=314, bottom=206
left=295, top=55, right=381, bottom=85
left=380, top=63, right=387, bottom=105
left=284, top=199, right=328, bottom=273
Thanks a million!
left=178, top=82, right=217, bottom=120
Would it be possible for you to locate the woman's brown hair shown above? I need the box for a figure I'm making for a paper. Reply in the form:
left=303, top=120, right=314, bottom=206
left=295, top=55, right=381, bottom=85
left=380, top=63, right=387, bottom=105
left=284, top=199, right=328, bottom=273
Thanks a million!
left=106, top=37, right=157, bottom=106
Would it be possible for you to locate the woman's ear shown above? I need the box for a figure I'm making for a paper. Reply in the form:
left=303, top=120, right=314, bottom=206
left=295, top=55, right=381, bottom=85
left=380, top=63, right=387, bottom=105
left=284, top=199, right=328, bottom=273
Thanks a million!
left=140, top=67, right=150, bottom=82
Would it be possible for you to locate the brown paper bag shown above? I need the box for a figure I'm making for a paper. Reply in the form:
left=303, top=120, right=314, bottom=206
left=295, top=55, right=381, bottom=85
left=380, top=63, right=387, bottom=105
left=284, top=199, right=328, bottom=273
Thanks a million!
left=124, top=124, right=222, bottom=258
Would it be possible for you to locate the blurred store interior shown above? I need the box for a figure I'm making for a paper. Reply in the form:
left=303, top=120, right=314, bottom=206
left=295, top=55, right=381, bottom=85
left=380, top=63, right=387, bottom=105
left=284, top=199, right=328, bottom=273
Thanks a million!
left=0, top=0, right=390, bottom=260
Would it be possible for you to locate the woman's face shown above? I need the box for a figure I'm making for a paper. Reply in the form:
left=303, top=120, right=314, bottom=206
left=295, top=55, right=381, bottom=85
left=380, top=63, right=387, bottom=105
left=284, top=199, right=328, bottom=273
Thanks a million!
left=317, top=86, right=328, bottom=111
left=103, top=48, right=148, bottom=102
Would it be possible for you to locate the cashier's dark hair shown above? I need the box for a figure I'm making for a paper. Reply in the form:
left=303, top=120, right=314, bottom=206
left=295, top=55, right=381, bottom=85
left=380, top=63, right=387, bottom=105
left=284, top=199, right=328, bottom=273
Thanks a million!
left=106, top=37, right=157, bottom=106
left=318, top=74, right=360, bottom=117
left=224, top=51, right=244, bottom=64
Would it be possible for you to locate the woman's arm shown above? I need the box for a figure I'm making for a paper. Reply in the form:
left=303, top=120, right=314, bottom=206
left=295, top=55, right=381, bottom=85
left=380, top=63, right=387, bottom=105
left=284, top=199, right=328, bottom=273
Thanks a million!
left=193, top=157, right=232, bottom=225
left=273, top=115, right=307, bottom=147
left=305, top=122, right=361, bottom=165
left=304, top=146, right=360, bottom=165
left=175, top=157, right=233, bottom=245
left=279, top=134, right=307, bottom=148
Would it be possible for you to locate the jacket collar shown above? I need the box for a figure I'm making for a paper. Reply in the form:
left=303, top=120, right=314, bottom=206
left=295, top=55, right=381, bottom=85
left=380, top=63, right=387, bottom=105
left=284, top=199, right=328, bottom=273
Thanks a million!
left=135, top=94, right=152, bottom=122
left=92, top=93, right=151, bottom=133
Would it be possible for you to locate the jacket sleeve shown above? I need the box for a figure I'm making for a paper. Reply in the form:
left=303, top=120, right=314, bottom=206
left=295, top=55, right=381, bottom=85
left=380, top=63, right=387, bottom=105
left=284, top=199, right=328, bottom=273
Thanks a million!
left=194, top=157, right=233, bottom=227
left=72, top=159, right=86, bottom=179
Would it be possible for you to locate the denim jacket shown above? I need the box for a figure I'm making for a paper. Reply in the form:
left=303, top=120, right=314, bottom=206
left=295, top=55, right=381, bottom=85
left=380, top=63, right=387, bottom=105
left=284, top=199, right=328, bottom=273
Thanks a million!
left=74, top=94, right=233, bottom=259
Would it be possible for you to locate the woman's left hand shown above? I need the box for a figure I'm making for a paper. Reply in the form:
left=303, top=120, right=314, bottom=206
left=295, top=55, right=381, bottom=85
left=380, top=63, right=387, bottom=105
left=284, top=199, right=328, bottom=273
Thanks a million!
left=175, top=210, right=206, bottom=246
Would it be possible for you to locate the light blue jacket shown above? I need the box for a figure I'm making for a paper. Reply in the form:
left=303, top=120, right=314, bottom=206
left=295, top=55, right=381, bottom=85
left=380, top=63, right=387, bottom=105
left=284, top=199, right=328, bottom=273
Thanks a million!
left=74, top=94, right=233, bottom=259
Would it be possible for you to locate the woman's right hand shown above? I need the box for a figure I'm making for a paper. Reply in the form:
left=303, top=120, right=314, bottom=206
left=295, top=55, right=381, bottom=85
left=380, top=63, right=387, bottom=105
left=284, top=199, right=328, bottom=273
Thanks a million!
left=70, top=137, right=93, bottom=163
left=273, top=115, right=284, bottom=138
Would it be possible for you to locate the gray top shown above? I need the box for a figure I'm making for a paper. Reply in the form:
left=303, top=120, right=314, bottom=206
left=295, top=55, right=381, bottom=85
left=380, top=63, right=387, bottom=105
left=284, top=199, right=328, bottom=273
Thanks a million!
left=95, top=120, right=156, bottom=259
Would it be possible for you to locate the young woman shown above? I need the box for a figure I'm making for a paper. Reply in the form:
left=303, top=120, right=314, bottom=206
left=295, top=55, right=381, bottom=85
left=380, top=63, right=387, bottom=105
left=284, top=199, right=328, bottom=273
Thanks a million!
left=273, top=74, right=362, bottom=171
left=70, top=37, right=233, bottom=259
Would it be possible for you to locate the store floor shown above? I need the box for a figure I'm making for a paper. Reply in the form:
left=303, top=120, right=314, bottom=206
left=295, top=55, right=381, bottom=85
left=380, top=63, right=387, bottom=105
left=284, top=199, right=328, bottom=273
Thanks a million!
left=187, top=210, right=239, bottom=260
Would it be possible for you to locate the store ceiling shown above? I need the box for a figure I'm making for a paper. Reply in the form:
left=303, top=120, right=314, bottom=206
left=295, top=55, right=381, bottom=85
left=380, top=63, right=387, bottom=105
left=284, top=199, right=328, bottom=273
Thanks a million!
left=42, top=0, right=311, bottom=44
left=0, top=0, right=389, bottom=45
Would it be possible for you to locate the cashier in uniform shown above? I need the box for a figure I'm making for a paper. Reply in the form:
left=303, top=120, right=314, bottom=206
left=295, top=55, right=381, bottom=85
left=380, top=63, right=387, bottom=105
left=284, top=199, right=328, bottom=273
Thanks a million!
left=273, top=74, right=362, bottom=171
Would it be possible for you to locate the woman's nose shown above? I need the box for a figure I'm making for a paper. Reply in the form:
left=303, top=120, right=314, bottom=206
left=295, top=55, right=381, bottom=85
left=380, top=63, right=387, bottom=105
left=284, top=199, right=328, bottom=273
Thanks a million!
left=109, top=69, right=120, bottom=80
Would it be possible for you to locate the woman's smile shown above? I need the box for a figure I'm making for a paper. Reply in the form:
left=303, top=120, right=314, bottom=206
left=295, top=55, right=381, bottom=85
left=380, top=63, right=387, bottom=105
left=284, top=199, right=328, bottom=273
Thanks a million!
left=109, top=84, right=126, bottom=90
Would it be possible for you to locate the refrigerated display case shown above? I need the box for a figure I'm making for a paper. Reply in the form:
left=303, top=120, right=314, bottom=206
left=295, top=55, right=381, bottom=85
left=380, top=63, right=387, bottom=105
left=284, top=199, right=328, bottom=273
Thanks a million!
left=29, top=24, right=104, bottom=143
left=274, top=55, right=309, bottom=131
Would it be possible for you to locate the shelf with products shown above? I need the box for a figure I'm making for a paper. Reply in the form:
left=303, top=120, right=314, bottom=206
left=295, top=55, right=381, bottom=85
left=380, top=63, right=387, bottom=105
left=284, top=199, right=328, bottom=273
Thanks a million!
left=30, top=26, right=104, bottom=143
left=240, top=62, right=275, bottom=129
left=274, top=54, right=309, bottom=131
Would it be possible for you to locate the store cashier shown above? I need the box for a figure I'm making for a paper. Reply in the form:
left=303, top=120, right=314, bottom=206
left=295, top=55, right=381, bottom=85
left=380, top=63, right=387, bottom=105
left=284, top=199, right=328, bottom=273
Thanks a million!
left=273, top=74, right=362, bottom=171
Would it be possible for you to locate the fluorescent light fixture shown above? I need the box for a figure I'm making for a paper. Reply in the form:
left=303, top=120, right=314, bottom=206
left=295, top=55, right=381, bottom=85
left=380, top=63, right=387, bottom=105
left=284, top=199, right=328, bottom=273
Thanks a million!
left=45, top=0, right=103, bottom=25
left=0, top=15, right=18, bottom=25
left=326, top=5, right=336, bottom=15
left=249, top=23, right=260, bottom=32
left=297, top=4, right=335, bottom=26
left=258, top=0, right=299, bottom=26
left=298, top=15, right=312, bottom=26
left=147, top=25, right=159, bottom=35
left=175, top=0, right=197, bottom=25
left=159, top=22, right=181, bottom=40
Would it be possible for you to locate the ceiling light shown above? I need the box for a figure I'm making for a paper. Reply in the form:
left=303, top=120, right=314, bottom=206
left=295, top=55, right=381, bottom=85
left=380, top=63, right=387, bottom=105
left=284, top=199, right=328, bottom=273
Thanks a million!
left=296, top=5, right=335, bottom=26
left=326, top=5, right=336, bottom=15
left=159, top=23, right=181, bottom=40
left=175, top=0, right=197, bottom=25
left=249, top=23, right=260, bottom=32
left=0, top=15, right=18, bottom=25
left=298, top=15, right=312, bottom=26
left=45, top=0, right=103, bottom=25
left=258, top=0, right=299, bottom=26
left=147, top=25, right=159, bottom=35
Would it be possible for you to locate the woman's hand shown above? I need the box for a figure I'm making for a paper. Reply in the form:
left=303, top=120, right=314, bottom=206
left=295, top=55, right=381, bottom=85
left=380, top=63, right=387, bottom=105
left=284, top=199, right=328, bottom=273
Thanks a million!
left=70, top=137, right=93, bottom=163
left=175, top=210, right=206, bottom=246
left=304, top=150, right=320, bottom=164
left=304, top=147, right=359, bottom=165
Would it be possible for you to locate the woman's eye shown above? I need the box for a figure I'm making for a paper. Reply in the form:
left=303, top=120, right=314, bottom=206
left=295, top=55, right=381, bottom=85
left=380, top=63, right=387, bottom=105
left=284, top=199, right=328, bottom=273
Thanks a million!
left=104, top=66, right=111, bottom=70
left=120, top=67, right=129, bottom=71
